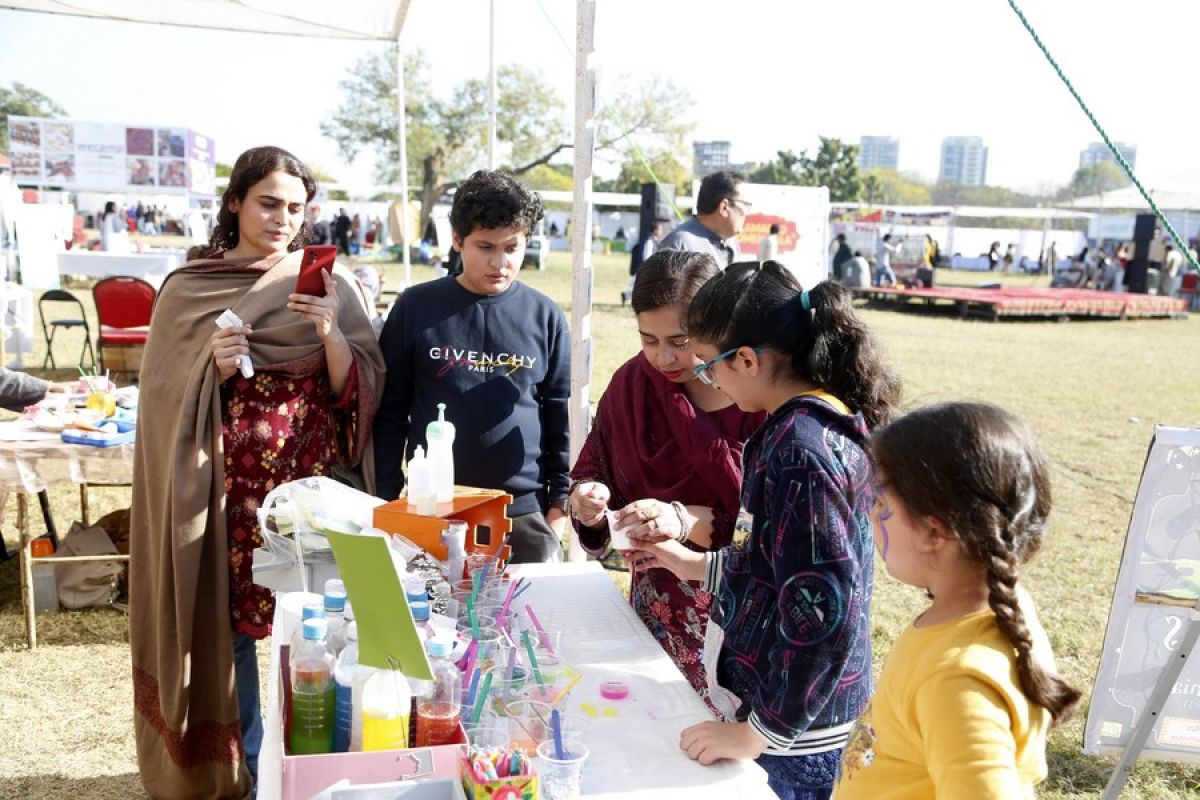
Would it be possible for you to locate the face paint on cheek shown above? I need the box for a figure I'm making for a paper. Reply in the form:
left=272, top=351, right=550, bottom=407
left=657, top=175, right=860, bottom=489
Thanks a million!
left=877, top=508, right=893, bottom=560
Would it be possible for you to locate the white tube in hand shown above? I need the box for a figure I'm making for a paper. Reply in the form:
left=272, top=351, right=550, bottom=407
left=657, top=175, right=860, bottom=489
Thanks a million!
left=215, top=309, right=254, bottom=378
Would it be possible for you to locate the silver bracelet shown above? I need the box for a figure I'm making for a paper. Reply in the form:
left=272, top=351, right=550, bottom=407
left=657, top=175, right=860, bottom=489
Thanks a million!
left=671, top=501, right=694, bottom=544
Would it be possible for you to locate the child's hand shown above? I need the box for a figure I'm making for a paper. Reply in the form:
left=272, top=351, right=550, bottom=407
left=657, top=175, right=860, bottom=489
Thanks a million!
left=568, top=481, right=610, bottom=528
left=623, top=537, right=706, bottom=581
left=680, top=721, right=768, bottom=765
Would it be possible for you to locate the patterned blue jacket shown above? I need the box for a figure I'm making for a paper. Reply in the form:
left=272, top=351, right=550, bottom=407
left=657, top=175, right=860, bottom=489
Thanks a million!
left=704, top=393, right=875, bottom=755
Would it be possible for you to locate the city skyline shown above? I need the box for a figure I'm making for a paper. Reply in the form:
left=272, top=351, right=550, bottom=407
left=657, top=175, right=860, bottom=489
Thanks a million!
left=1, top=1, right=1197, bottom=197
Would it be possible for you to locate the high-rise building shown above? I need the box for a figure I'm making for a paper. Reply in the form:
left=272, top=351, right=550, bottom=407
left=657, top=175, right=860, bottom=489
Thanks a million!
left=693, top=140, right=731, bottom=178
left=858, top=136, right=900, bottom=170
left=938, top=136, right=989, bottom=186
left=1079, top=141, right=1137, bottom=171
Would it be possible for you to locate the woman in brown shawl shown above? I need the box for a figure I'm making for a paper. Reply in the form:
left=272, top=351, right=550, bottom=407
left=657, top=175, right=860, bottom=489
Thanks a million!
left=130, top=146, right=384, bottom=799
left=568, top=250, right=765, bottom=705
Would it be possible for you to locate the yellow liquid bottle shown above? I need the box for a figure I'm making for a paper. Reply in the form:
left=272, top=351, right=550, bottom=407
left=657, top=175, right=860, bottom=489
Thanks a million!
left=360, top=668, right=411, bottom=751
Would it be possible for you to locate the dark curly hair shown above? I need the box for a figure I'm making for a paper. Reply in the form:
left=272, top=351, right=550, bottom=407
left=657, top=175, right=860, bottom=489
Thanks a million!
left=870, top=402, right=1082, bottom=725
left=188, top=145, right=316, bottom=260
left=686, top=260, right=901, bottom=429
left=450, top=170, right=544, bottom=241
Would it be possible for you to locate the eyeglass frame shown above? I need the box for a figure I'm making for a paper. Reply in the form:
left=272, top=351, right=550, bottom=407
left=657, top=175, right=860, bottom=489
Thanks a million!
left=693, top=346, right=762, bottom=386
left=726, top=196, right=753, bottom=214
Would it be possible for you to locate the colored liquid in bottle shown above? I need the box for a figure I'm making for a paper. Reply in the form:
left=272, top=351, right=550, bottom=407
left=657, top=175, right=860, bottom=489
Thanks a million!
left=415, top=701, right=461, bottom=747
left=362, top=710, right=410, bottom=751
left=290, top=667, right=335, bottom=755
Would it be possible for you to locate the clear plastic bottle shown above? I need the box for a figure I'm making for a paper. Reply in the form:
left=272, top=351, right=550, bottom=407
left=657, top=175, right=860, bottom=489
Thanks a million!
left=407, top=444, right=437, bottom=515
left=425, top=403, right=456, bottom=504
left=415, top=637, right=462, bottom=746
left=441, top=519, right=468, bottom=582
left=323, top=579, right=348, bottom=655
left=290, top=600, right=326, bottom=657
left=361, top=666, right=412, bottom=751
left=289, top=618, right=336, bottom=755
left=333, top=620, right=362, bottom=752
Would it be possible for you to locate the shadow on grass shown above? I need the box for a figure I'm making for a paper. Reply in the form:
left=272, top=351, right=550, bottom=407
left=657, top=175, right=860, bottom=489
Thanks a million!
left=0, top=557, right=128, bottom=649
left=0, top=772, right=145, bottom=800
left=1042, top=735, right=1200, bottom=795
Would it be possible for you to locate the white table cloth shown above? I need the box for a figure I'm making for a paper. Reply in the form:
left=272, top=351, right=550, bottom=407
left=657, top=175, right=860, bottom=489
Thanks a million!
left=260, top=562, right=775, bottom=799
left=57, top=250, right=183, bottom=289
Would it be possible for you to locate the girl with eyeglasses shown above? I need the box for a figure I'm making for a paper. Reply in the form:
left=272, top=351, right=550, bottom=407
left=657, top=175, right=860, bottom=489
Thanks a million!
left=625, top=261, right=900, bottom=800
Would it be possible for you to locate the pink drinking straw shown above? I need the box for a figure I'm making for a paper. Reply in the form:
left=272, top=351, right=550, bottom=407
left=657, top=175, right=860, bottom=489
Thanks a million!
left=495, top=579, right=520, bottom=629
left=524, top=604, right=556, bottom=656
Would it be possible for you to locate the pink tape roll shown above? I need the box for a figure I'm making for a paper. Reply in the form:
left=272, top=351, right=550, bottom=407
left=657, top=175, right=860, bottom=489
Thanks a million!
left=599, top=680, right=630, bottom=700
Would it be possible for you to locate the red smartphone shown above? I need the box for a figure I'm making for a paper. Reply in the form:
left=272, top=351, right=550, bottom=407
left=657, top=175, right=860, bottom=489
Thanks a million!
left=296, top=245, right=337, bottom=296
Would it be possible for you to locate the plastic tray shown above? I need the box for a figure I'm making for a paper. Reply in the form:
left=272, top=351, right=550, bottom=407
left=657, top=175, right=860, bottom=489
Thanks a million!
left=61, top=418, right=136, bottom=448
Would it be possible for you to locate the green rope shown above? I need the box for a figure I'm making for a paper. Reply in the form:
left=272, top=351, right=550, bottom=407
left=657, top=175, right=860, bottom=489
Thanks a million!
left=529, top=0, right=685, bottom=221
left=1007, top=0, right=1198, bottom=272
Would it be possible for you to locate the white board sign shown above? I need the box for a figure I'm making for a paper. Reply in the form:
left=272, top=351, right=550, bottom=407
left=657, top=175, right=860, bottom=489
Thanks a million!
left=7, top=116, right=216, bottom=196
left=1085, top=426, right=1200, bottom=764
left=728, top=182, right=831, bottom=290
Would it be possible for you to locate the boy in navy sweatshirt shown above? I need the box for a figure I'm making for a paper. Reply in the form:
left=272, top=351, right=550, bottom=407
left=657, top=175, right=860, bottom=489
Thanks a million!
left=373, top=171, right=570, bottom=562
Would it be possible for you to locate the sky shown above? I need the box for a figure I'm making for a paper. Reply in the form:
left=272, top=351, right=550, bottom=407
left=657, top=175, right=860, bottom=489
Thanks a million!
left=2, top=0, right=1198, bottom=197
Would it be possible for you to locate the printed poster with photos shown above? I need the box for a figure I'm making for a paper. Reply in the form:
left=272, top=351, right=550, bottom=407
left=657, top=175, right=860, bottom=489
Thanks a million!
left=6, top=115, right=216, bottom=196
left=1084, top=425, right=1200, bottom=765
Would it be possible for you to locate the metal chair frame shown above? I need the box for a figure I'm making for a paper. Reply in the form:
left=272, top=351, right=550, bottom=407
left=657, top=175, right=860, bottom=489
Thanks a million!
left=38, top=289, right=95, bottom=370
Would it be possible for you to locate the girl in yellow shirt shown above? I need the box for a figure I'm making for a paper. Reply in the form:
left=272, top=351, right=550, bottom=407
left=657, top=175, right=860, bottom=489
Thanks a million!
left=836, top=402, right=1081, bottom=799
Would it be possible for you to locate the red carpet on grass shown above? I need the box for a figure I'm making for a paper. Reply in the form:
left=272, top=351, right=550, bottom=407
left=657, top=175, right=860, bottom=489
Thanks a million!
left=858, top=286, right=1187, bottom=319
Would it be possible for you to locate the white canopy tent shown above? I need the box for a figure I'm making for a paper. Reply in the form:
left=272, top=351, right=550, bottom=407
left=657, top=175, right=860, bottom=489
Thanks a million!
left=1066, top=169, right=1200, bottom=211
left=5, top=1, right=604, bottom=561
left=1, top=0, right=417, bottom=284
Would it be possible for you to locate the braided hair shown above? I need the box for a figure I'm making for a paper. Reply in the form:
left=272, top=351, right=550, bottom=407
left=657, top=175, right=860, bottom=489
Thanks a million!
left=871, top=402, right=1082, bottom=725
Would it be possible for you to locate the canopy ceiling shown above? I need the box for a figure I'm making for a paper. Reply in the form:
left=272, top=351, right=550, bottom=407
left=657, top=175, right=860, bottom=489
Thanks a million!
left=0, top=1, right=409, bottom=40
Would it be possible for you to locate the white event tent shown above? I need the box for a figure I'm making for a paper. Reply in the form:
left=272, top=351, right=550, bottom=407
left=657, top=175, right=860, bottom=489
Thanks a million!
left=3, top=1, right=604, bottom=558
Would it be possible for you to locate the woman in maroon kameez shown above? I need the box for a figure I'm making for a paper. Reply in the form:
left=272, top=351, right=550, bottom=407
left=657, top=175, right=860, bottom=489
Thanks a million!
left=130, top=146, right=383, bottom=799
left=568, top=250, right=764, bottom=705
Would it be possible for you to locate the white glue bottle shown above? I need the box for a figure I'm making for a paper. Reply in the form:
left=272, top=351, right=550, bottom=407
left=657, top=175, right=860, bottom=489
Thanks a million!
left=407, top=445, right=436, bottom=515
left=425, top=403, right=456, bottom=504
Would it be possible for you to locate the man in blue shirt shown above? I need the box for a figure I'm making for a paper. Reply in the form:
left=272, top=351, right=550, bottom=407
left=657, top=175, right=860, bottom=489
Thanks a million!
left=659, top=171, right=749, bottom=268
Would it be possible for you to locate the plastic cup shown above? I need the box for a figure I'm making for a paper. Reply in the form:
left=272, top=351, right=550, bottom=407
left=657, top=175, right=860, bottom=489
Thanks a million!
left=521, top=700, right=581, bottom=749
left=458, top=622, right=504, bottom=672
left=464, top=723, right=509, bottom=750
left=537, top=738, right=589, bottom=800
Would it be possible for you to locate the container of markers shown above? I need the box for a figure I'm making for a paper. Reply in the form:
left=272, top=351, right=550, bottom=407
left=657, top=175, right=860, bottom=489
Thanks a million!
left=460, top=742, right=539, bottom=800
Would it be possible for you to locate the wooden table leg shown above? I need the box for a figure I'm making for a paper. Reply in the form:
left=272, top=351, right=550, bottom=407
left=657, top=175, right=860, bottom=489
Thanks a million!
left=80, top=483, right=89, bottom=527
left=18, top=492, right=35, bottom=649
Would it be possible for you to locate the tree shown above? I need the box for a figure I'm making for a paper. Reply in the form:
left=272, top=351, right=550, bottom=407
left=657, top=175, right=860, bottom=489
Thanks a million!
left=1060, top=161, right=1128, bottom=199
left=861, top=168, right=933, bottom=206
left=749, top=150, right=804, bottom=185
left=599, top=149, right=692, bottom=195
left=323, top=50, right=694, bottom=235
left=0, top=83, right=66, bottom=151
left=749, top=138, right=862, bottom=201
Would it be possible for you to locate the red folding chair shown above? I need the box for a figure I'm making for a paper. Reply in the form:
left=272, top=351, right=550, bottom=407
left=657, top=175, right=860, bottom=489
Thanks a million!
left=92, top=276, right=156, bottom=382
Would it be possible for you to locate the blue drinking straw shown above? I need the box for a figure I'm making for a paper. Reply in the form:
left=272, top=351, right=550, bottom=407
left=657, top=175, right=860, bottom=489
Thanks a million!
left=470, top=671, right=494, bottom=725
left=465, top=667, right=482, bottom=708
left=551, top=709, right=565, bottom=760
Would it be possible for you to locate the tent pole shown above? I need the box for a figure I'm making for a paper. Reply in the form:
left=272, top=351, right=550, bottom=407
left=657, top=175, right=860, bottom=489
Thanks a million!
left=567, top=0, right=597, bottom=562
left=488, top=0, right=497, bottom=170
left=396, top=37, right=412, bottom=289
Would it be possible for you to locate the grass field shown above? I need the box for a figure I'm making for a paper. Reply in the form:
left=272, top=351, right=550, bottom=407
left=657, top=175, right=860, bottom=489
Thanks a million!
left=0, top=247, right=1198, bottom=798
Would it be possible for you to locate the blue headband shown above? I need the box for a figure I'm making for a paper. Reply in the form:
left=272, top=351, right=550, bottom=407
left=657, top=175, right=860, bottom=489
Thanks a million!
left=800, top=289, right=812, bottom=311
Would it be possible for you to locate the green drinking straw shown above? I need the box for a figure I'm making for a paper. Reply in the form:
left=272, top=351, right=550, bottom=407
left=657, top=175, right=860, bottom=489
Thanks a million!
left=470, top=671, right=494, bottom=725
left=522, top=629, right=545, bottom=688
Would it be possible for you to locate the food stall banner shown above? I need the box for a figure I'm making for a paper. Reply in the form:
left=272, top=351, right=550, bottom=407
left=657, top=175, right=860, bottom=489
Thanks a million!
left=7, top=116, right=216, bottom=197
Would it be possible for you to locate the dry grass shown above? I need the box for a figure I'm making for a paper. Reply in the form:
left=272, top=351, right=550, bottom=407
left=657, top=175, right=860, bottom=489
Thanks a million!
left=1, top=247, right=1198, bottom=797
